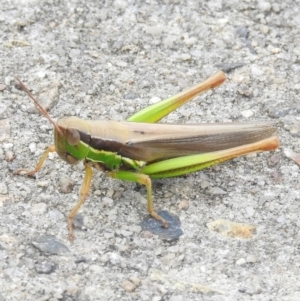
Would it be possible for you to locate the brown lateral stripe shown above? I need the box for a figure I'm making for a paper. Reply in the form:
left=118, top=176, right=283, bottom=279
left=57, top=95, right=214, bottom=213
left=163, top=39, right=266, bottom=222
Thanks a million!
left=79, top=131, right=124, bottom=153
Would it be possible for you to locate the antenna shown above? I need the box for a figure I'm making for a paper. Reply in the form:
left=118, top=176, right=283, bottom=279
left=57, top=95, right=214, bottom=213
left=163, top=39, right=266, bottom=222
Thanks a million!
left=15, top=78, right=63, bottom=136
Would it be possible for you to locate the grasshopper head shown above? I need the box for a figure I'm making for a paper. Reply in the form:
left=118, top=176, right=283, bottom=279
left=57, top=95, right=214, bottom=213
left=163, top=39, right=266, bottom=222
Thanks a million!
left=55, top=117, right=90, bottom=165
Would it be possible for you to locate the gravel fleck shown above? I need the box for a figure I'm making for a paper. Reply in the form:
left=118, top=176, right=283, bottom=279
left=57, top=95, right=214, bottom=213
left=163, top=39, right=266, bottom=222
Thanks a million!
left=0, top=183, right=8, bottom=194
left=59, top=176, right=74, bottom=193
left=121, top=280, right=136, bottom=292
left=31, top=203, right=47, bottom=215
left=35, top=260, right=56, bottom=274
left=236, top=258, right=247, bottom=265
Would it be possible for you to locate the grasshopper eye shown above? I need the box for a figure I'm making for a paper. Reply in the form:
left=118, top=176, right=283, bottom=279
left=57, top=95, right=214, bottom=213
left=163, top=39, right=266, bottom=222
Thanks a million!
left=66, top=128, right=80, bottom=146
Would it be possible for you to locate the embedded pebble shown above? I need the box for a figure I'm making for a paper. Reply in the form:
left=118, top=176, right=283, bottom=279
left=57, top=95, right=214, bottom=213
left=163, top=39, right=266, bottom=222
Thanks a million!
left=260, top=25, right=269, bottom=34
left=284, top=149, right=300, bottom=165
left=179, top=53, right=191, bottom=61
left=48, top=209, right=64, bottom=221
left=277, top=215, right=286, bottom=223
left=0, top=183, right=8, bottom=194
left=31, top=235, right=70, bottom=255
left=140, top=210, right=183, bottom=241
left=245, top=206, right=255, bottom=217
left=121, top=280, right=136, bottom=292
left=246, top=254, right=258, bottom=263
left=178, top=199, right=189, bottom=210
left=114, top=0, right=128, bottom=9
left=0, top=119, right=10, bottom=142
left=29, top=142, right=36, bottom=153
left=207, top=219, right=256, bottom=239
left=31, top=203, right=47, bottom=215
left=59, top=176, right=74, bottom=193
left=5, top=151, right=14, bottom=162
left=89, top=265, right=105, bottom=275
left=102, top=196, right=114, bottom=207
left=258, top=1, right=271, bottom=12
left=241, top=109, right=254, bottom=118
left=236, top=258, right=247, bottom=266
left=251, top=65, right=264, bottom=77
left=35, top=261, right=56, bottom=274
left=208, top=187, right=226, bottom=195
left=149, top=96, right=161, bottom=104
left=216, top=62, right=246, bottom=72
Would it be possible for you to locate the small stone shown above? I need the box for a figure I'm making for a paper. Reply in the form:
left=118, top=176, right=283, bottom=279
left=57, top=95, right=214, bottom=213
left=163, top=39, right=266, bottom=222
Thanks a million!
left=73, top=214, right=85, bottom=230
left=114, top=0, right=128, bottom=9
left=29, top=142, right=36, bottom=153
left=48, top=209, right=64, bottom=221
left=208, top=187, right=226, bottom=195
left=207, top=219, right=255, bottom=239
left=0, top=84, right=6, bottom=91
left=5, top=151, right=14, bottom=162
left=241, top=110, right=254, bottom=118
left=149, top=96, right=161, bottom=104
left=236, top=258, right=247, bottom=265
left=89, top=264, right=105, bottom=274
left=272, top=3, right=280, bottom=12
left=121, top=280, right=136, bottom=292
left=102, top=197, right=113, bottom=207
left=35, top=261, right=56, bottom=274
left=147, top=25, right=164, bottom=37
left=59, top=176, right=74, bottom=193
left=245, top=206, right=255, bottom=217
left=117, top=245, right=129, bottom=252
left=258, top=1, right=271, bottom=12
left=127, top=225, right=141, bottom=233
left=161, top=253, right=176, bottom=265
left=216, top=62, right=246, bottom=72
left=246, top=254, right=257, bottom=263
left=32, top=235, right=70, bottom=255
left=142, top=231, right=153, bottom=239
left=0, top=119, right=10, bottom=142
left=37, top=181, right=49, bottom=187
left=119, top=230, right=133, bottom=237
left=84, top=21, right=96, bottom=28
left=75, top=257, right=86, bottom=264
left=31, top=203, right=47, bottom=215
left=178, top=200, right=189, bottom=210
left=251, top=65, right=264, bottom=77
left=114, top=60, right=127, bottom=67
left=179, top=53, right=191, bottom=61
left=3, top=143, right=13, bottom=150
left=0, top=183, right=8, bottom=194
left=260, top=25, right=269, bottom=34
left=284, top=149, right=300, bottom=165
left=283, top=292, right=300, bottom=301
left=167, top=245, right=179, bottom=253
left=200, top=180, right=210, bottom=189
left=270, top=48, right=281, bottom=54
left=277, top=215, right=286, bottom=223
left=235, top=26, right=249, bottom=39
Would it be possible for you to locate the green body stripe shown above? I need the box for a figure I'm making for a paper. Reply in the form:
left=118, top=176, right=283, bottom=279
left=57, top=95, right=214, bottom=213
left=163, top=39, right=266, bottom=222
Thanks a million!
left=66, top=141, right=145, bottom=171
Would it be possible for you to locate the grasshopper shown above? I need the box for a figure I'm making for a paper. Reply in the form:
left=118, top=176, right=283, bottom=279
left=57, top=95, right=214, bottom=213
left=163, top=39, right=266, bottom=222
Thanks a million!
left=14, top=71, right=279, bottom=241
